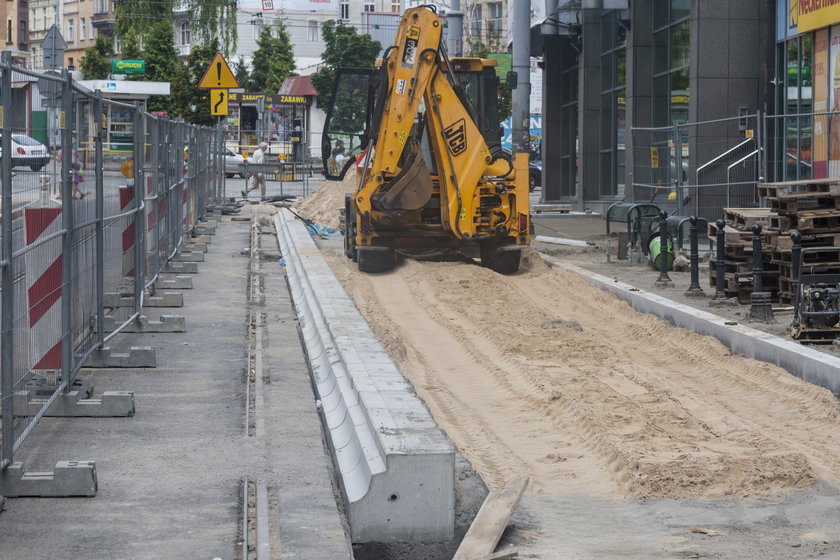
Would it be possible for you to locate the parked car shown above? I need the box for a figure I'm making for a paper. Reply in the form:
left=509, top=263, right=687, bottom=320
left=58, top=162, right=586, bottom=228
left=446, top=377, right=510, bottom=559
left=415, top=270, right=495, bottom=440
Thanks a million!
left=224, top=146, right=246, bottom=178
left=0, top=134, right=50, bottom=171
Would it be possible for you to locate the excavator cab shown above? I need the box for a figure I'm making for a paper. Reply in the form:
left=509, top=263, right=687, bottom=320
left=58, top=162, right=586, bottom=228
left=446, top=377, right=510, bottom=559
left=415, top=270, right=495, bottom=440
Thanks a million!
left=321, top=68, right=377, bottom=180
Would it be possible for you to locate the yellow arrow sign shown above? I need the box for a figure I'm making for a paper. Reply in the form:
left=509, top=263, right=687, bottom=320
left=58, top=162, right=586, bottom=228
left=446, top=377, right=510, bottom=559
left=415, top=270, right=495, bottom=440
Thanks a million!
left=198, top=52, right=239, bottom=89
left=210, top=89, right=229, bottom=116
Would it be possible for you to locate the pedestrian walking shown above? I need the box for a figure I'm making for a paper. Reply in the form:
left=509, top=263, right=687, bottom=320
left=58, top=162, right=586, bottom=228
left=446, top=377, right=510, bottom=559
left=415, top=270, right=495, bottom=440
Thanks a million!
left=242, top=141, right=268, bottom=199
left=56, top=148, right=85, bottom=200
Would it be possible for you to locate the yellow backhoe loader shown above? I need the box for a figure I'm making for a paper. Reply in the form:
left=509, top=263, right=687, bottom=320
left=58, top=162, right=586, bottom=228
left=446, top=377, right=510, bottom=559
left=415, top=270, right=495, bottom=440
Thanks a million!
left=321, top=5, right=530, bottom=273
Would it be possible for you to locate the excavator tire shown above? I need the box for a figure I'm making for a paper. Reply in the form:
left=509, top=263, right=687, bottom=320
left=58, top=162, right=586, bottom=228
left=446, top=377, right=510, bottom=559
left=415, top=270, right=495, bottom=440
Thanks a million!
left=344, top=195, right=357, bottom=262
left=480, top=240, right=521, bottom=274
left=357, top=247, right=396, bottom=273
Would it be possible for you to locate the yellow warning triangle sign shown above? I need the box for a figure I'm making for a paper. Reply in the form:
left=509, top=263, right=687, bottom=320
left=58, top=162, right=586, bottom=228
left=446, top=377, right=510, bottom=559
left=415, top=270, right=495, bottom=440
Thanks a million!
left=198, top=52, right=240, bottom=89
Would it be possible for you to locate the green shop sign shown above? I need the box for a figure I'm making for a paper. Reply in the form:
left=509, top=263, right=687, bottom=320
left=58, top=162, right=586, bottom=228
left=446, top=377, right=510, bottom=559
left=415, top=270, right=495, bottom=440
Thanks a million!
left=112, top=60, right=145, bottom=75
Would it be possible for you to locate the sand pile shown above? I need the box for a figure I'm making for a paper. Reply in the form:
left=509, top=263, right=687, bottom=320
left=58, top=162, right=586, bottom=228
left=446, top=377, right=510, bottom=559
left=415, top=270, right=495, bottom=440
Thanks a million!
left=294, top=173, right=357, bottom=229
left=325, top=250, right=840, bottom=501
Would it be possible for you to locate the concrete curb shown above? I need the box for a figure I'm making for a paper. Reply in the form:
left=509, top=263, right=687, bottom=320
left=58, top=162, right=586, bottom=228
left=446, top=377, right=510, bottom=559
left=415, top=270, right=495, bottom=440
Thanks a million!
left=552, top=259, right=840, bottom=393
left=274, top=209, right=455, bottom=543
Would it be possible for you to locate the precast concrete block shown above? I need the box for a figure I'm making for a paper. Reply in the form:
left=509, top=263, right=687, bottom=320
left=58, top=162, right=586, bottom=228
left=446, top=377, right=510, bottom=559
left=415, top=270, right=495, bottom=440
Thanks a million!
left=156, top=275, right=193, bottom=290
left=82, top=346, right=156, bottom=368
left=102, top=314, right=186, bottom=333
left=163, top=261, right=199, bottom=274
left=179, top=242, right=208, bottom=253
left=104, top=292, right=183, bottom=308
left=191, top=234, right=212, bottom=244
left=174, top=251, right=205, bottom=263
left=0, top=461, right=97, bottom=497
left=23, top=377, right=92, bottom=399
left=275, top=210, right=455, bottom=544
left=15, top=389, right=135, bottom=417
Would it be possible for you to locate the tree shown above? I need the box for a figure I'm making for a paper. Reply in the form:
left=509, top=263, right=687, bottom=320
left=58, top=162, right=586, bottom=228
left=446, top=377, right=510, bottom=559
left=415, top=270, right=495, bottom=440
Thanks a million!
left=143, top=20, right=179, bottom=113
left=249, top=22, right=295, bottom=94
left=80, top=35, right=113, bottom=79
left=233, top=57, right=250, bottom=91
left=171, top=39, right=219, bottom=126
left=120, top=28, right=143, bottom=61
left=311, top=21, right=381, bottom=104
left=115, top=0, right=237, bottom=56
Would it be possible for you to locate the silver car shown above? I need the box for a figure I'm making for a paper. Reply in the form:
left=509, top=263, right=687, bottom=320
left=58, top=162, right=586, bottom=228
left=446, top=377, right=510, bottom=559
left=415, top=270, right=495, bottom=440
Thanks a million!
left=224, top=147, right=247, bottom=178
left=0, top=134, right=51, bottom=171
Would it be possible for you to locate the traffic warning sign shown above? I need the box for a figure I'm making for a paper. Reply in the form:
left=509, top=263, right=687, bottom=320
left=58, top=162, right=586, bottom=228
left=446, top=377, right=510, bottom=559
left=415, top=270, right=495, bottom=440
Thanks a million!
left=198, top=52, right=239, bottom=90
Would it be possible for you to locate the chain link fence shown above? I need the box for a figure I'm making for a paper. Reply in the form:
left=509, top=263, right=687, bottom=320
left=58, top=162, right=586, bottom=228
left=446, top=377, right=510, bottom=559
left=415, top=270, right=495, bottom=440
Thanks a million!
left=0, top=52, right=223, bottom=471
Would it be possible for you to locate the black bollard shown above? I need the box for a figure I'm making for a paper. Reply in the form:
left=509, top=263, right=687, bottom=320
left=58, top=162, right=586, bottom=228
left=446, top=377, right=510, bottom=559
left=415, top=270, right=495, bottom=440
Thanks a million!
left=748, top=223, right=773, bottom=322
left=751, top=224, right=764, bottom=293
left=790, top=231, right=803, bottom=328
left=655, top=211, right=673, bottom=285
left=685, top=216, right=705, bottom=297
left=714, top=218, right=726, bottom=299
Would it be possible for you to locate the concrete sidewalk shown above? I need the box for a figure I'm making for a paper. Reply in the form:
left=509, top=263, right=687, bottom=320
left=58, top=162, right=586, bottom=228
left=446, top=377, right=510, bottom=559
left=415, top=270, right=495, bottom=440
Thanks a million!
left=0, top=214, right=352, bottom=559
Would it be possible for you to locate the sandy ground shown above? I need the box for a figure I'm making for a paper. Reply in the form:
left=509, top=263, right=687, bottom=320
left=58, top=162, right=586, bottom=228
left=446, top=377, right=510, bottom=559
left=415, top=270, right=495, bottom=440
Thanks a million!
left=292, top=174, right=356, bottom=229
left=296, top=185, right=840, bottom=558
left=325, top=248, right=840, bottom=502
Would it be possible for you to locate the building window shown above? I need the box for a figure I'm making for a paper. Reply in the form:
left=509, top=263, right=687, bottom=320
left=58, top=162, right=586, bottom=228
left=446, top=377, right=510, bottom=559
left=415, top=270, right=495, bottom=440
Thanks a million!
left=364, top=2, right=374, bottom=12
left=180, top=21, right=190, bottom=45
left=7, top=20, right=12, bottom=44
left=470, top=5, right=481, bottom=42
left=651, top=0, right=690, bottom=127
left=391, top=0, right=400, bottom=13
left=17, top=19, right=26, bottom=47
left=599, top=9, right=627, bottom=198
left=340, top=1, right=349, bottom=20
left=487, top=2, right=502, bottom=43
left=67, top=18, right=74, bottom=42
left=308, top=20, right=318, bottom=41
left=80, top=17, right=86, bottom=40
left=90, top=19, right=94, bottom=39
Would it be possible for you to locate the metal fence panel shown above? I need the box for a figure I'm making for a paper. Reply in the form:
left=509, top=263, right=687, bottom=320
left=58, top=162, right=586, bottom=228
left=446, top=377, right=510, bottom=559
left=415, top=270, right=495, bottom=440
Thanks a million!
left=0, top=54, right=221, bottom=469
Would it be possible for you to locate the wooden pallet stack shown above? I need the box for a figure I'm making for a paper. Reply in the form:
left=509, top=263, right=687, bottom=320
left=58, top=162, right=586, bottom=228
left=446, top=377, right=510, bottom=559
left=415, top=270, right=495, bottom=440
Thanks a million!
left=708, top=208, right=779, bottom=303
left=757, top=179, right=840, bottom=304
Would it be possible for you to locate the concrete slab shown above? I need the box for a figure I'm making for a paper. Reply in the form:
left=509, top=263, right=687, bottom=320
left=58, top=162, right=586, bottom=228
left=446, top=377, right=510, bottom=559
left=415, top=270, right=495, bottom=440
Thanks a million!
left=0, top=218, right=353, bottom=559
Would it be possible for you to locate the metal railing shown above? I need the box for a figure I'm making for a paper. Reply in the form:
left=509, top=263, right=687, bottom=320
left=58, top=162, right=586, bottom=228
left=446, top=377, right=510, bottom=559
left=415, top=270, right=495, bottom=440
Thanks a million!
left=0, top=52, right=223, bottom=473
left=631, top=113, right=763, bottom=221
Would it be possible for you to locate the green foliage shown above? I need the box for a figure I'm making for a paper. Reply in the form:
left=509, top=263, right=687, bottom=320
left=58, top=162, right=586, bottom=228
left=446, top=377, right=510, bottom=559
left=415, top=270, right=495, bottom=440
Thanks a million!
left=311, top=20, right=381, bottom=104
left=120, top=28, right=143, bottom=62
left=171, top=39, right=219, bottom=125
left=80, top=35, right=113, bottom=80
left=233, top=57, right=250, bottom=90
left=143, top=20, right=179, bottom=113
left=115, top=0, right=236, bottom=55
left=249, top=22, right=295, bottom=93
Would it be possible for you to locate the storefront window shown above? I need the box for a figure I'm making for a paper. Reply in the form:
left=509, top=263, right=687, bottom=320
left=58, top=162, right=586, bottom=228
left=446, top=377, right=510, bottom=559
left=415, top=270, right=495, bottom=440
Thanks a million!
left=778, top=34, right=814, bottom=180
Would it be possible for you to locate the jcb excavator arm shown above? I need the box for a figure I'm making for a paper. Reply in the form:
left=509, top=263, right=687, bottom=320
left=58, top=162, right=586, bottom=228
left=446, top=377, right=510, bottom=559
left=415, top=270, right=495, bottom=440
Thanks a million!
left=333, top=5, right=530, bottom=273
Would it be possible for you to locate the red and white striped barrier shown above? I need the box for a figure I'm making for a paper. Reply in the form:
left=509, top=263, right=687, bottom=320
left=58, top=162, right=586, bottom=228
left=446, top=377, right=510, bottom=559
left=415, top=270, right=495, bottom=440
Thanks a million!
left=24, top=208, right=63, bottom=370
left=119, top=185, right=135, bottom=280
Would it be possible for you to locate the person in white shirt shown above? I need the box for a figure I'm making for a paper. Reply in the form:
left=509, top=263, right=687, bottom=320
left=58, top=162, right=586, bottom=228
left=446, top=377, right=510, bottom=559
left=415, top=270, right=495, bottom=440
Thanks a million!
left=242, top=141, right=268, bottom=198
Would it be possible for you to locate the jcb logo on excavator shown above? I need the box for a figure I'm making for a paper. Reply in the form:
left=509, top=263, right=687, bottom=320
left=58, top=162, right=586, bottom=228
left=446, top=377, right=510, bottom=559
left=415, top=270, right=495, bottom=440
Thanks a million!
left=444, top=119, right=467, bottom=156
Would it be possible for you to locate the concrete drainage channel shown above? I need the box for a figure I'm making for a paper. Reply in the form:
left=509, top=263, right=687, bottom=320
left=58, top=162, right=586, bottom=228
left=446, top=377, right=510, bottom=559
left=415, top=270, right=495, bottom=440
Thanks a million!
left=241, top=217, right=271, bottom=559
left=274, top=208, right=456, bottom=543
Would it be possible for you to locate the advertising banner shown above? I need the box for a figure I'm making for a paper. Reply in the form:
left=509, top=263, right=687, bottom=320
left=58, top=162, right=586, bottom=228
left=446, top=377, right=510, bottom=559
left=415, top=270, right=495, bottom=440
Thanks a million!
left=829, top=25, right=840, bottom=176
left=799, top=0, right=840, bottom=34
left=815, top=28, right=828, bottom=178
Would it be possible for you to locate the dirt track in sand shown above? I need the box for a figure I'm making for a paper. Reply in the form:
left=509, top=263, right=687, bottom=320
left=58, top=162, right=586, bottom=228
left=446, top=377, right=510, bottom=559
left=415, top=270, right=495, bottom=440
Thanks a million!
left=324, top=249, right=840, bottom=500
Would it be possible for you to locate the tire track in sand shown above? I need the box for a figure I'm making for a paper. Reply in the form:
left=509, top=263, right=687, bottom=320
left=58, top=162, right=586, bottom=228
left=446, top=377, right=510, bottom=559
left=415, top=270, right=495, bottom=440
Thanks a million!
left=326, top=250, right=840, bottom=500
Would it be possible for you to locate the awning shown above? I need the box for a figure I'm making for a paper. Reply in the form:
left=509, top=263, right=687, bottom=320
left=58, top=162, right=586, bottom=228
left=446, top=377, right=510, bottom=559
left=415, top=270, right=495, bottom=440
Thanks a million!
left=11, top=82, right=29, bottom=89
